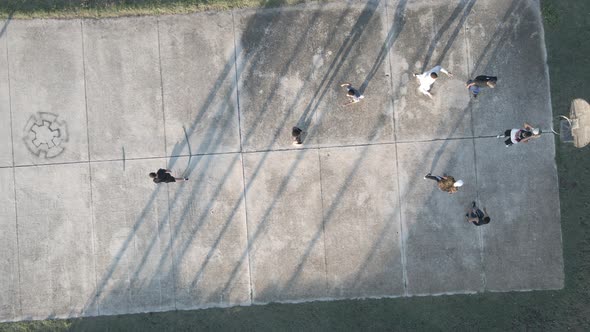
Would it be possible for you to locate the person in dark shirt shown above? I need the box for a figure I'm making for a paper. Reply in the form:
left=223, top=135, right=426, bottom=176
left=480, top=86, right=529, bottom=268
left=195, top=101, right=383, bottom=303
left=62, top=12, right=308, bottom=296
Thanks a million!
left=292, top=126, right=303, bottom=145
left=466, top=75, right=497, bottom=98
left=465, top=201, right=490, bottom=226
left=149, top=169, right=188, bottom=183
left=340, top=82, right=365, bottom=106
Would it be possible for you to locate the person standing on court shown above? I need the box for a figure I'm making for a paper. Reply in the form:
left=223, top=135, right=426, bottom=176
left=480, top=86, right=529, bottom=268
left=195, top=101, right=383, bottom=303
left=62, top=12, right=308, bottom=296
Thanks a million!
left=465, top=201, right=491, bottom=226
left=149, top=169, right=188, bottom=183
left=424, top=173, right=464, bottom=194
left=413, top=65, right=453, bottom=98
left=292, top=126, right=303, bottom=145
left=466, top=75, right=497, bottom=98
left=496, top=122, right=541, bottom=147
left=340, top=82, right=364, bottom=106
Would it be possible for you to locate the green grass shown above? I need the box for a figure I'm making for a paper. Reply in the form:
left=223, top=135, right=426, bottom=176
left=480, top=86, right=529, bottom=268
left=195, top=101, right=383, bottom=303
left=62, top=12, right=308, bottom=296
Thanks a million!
left=0, top=0, right=314, bottom=18
left=1, top=0, right=590, bottom=331
left=541, top=1, right=560, bottom=28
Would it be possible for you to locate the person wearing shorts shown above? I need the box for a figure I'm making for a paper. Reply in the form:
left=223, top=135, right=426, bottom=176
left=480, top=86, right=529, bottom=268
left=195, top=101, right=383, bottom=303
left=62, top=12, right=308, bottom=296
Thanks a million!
left=497, top=122, right=540, bottom=146
left=340, top=83, right=365, bottom=106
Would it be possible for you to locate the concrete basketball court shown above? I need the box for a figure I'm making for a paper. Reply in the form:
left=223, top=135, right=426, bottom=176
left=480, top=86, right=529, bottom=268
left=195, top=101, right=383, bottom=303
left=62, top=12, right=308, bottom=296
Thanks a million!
left=0, top=0, right=563, bottom=321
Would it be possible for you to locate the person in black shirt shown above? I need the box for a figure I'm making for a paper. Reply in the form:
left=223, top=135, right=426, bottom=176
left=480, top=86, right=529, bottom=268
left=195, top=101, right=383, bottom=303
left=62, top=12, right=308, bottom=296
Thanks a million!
left=292, top=126, right=303, bottom=145
left=466, top=75, right=497, bottom=98
left=149, top=169, right=188, bottom=183
left=340, top=83, right=364, bottom=106
left=465, top=201, right=490, bottom=226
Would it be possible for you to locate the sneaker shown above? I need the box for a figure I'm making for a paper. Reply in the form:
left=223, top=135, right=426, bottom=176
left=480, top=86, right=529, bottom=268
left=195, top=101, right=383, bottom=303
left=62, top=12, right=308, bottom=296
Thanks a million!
left=472, top=201, right=476, bottom=208
left=424, top=173, right=431, bottom=179
left=184, top=177, right=189, bottom=180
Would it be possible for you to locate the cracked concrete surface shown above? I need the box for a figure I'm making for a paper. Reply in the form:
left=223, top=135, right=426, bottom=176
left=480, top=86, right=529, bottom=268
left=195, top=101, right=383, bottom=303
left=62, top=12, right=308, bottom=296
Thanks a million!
left=0, top=0, right=563, bottom=321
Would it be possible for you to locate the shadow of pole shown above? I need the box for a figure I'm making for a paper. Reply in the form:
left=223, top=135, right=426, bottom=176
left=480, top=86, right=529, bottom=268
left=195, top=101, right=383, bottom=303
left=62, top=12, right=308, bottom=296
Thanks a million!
left=217, top=0, right=385, bottom=298
left=359, top=0, right=408, bottom=94
left=281, top=0, right=413, bottom=293
left=296, top=0, right=382, bottom=130
left=353, top=1, right=523, bottom=292
left=84, top=15, right=247, bottom=312
left=123, top=1, right=357, bottom=306
left=0, top=11, right=13, bottom=38
left=420, top=0, right=474, bottom=73
left=434, top=0, right=477, bottom=67
left=470, top=1, right=523, bottom=76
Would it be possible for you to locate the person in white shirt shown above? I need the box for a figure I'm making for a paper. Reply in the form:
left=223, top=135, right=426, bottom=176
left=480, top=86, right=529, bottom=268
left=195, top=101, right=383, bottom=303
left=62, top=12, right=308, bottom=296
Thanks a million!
left=413, top=65, right=453, bottom=98
left=496, top=122, right=541, bottom=147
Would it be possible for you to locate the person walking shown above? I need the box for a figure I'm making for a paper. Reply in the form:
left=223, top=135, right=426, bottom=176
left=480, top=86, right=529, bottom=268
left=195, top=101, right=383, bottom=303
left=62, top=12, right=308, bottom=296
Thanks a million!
left=466, top=75, right=497, bottom=98
left=340, top=83, right=364, bottom=106
left=465, top=201, right=491, bottom=226
left=424, top=173, right=464, bottom=194
left=497, top=122, right=541, bottom=147
left=292, top=126, right=303, bottom=145
left=149, top=169, right=188, bottom=183
left=413, top=65, right=453, bottom=98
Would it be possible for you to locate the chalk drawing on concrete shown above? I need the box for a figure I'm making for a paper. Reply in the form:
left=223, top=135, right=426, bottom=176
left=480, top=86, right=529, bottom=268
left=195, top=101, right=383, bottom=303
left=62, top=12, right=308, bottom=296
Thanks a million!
left=23, top=112, right=68, bottom=158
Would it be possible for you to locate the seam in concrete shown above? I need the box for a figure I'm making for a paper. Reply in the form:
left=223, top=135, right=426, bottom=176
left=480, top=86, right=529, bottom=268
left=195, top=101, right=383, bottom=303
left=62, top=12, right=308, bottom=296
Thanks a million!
left=5, top=21, right=24, bottom=319
left=164, top=173, right=176, bottom=310
left=232, top=9, right=254, bottom=305
left=315, top=148, right=330, bottom=295
left=231, top=11, right=244, bottom=154
left=156, top=17, right=168, bottom=157
left=156, top=16, right=177, bottom=311
left=80, top=19, right=100, bottom=315
left=463, top=10, right=487, bottom=292
left=393, top=112, right=408, bottom=296
left=0, top=135, right=510, bottom=170
left=166, top=186, right=178, bottom=310
left=383, top=0, right=408, bottom=297
left=238, top=151, right=254, bottom=304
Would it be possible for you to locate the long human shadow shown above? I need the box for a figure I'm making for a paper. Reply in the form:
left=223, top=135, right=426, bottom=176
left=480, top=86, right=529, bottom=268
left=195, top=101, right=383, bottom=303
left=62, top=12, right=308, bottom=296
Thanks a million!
left=278, top=127, right=385, bottom=295
left=295, top=0, right=383, bottom=132
left=127, top=1, right=360, bottom=307
left=470, top=0, right=523, bottom=76
left=359, top=0, right=407, bottom=94
left=420, top=0, right=476, bottom=73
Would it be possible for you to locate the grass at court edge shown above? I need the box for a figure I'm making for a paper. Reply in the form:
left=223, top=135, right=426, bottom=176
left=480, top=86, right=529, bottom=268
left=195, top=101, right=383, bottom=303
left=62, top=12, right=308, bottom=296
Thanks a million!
left=1, top=0, right=589, bottom=330
left=0, top=0, right=319, bottom=19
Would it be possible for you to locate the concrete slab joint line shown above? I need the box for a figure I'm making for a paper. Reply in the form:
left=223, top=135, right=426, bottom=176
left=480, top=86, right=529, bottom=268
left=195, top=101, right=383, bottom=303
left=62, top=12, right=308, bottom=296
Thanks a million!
left=0, top=0, right=563, bottom=322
